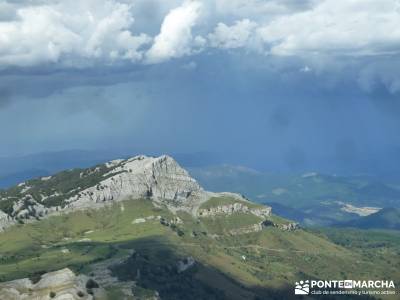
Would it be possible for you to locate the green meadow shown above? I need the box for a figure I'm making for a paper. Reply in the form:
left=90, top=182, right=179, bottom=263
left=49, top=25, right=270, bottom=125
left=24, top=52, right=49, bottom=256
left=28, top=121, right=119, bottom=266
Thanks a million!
left=0, top=196, right=399, bottom=299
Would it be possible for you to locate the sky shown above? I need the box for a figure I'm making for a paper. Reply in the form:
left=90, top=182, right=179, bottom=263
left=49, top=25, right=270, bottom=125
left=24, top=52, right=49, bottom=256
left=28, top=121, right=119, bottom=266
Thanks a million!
left=0, top=0, right=400, bottom=175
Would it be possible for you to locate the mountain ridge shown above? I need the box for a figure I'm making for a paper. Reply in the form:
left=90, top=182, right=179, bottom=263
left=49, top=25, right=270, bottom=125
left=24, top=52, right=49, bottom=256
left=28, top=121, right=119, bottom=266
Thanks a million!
left=0, top=155, right=270, bottom=232
left=336, top=207, right=400, bottom=230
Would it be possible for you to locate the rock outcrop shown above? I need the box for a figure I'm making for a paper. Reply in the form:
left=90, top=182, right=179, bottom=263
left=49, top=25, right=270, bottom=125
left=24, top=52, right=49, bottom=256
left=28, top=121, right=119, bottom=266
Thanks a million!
left=279, top=222, right=300, bottom=231
left=12, top=197, right=54, bottom=219
left=65, top=155, right=205, bottom=212
left=0, top=268, right=105, bottom=300
left=0, top=210, right=14, bottom=232
left=229, top=223, right=263, bottom=235
left=262, top=220, right=300, bottom=231
left=177, top=257, right=196, bottom=273
left=198, top=202, right=271, bottom=218
left=0, top=154, right=272, bottom=231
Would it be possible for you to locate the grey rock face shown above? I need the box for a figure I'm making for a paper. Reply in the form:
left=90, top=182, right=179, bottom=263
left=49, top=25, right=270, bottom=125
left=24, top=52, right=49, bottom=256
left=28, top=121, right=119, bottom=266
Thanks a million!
left=0, top=155, right=206, bottom=228
left=0, top=268, right=104, bottom=300
left=229, top=223, right=263, bottom=235
left=0, top=210, right=14, bottom=232
left=177, top=257, right=195, bottom=273
left=65, top=155, right=204, bottom=211
left=198, top=202, right=271, bottom=218
left=279, top=222, right=300, bottom=231
left=13, top=197, right=51, bottom=219
left=262, top=220, right=300, bottom=231
left=0, top=154, right=272, bottom=230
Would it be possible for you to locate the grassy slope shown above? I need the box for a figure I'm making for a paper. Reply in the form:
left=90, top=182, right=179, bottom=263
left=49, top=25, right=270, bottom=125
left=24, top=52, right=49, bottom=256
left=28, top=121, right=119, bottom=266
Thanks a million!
left=0, top=196, right=399, bottom=299
left=200, top=196, right=263, bottom=210
left=0, top=198, right=169, bottom=281
left=313, top=227, right=400, bottom=284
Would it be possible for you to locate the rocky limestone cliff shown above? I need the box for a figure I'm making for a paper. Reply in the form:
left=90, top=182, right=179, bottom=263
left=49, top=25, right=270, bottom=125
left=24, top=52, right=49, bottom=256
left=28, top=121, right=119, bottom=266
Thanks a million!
left=0, top=268, right=105, bottom=300
left=64, top=155, right=205, bottom=212
left=0, top=210, right=14, bottom=232
left=0, top=155, right=272, bottom=231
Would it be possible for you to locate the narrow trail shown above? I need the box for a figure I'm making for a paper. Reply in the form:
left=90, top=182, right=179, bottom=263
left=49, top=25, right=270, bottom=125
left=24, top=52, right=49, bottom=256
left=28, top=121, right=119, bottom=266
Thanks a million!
left=217, top=244, right=307, bottom=253
left=177, top=241, right=307, bottom=253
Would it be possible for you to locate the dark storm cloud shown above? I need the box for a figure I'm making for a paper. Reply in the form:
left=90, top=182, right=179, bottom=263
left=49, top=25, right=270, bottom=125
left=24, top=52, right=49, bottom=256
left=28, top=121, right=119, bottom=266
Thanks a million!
left=0, top=64, right=149, bottom=108
left=284, top=146, right=308, bottom=171
left=0, top=87, right=12, bottom=108
left=269, top=106, right=292, bottom=130
left=0, top=0, right=400, bottom=177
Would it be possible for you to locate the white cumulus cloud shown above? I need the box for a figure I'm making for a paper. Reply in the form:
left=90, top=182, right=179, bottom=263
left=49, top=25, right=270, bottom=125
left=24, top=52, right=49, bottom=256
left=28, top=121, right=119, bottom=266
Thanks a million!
left=145, top=0, right=203, bottom=64
left=0, top=0, right=151, bottom=67
left=215, top=0, right=314, bottom=19
left=258, top=0, right=400, bottom=57
left=208, top=19, right=257, bottom=49
left=1, top=0, right=400, bottom=78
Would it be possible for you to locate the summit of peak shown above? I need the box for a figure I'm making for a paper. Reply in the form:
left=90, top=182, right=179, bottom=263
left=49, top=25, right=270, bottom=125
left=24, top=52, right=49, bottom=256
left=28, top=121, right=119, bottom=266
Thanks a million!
left=0, top=154, right=269, bottom=231
left=64, top=154, right=204, bottom=212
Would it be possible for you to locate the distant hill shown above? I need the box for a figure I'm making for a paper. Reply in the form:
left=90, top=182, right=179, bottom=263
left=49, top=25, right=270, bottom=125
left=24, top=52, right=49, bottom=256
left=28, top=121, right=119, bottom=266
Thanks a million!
left=338, top=208, right=400, bottom=230
left=264, top=202, right=342, bottom=226
left=190, top=165, right=400, bottom=226
left=0, top=169, right=50, bottom=189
